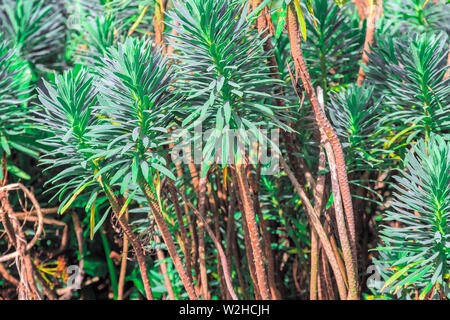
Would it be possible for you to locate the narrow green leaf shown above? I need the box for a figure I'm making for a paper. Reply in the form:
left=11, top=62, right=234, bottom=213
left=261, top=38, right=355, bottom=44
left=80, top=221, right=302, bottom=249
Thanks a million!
left=293, top=0, right=307, bottom=40
left=7, top=164, right=30, bottom=180
left=61, top=180, right=96, bottom=214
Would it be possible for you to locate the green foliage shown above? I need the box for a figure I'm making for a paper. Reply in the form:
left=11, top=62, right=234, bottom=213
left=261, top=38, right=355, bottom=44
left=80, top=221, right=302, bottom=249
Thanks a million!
left=0, top=0, right=65, bottom=68
left=36, top=68, right=100, bottom=209
left=68, top=1, right=156, bottom=68
left=302, top=0, right=363, bottom=96
left=366, top=32, right=450, bottom=143
left=328, top=84, right=389, bottom=172
left=0, top=34, right=35, bottom=162
left=0, top=0, right=449, bottom=301
left=92, top=37, right=178, bottom=188
left=77, top=0, right=155, bottom=36
left=374, top=135, right=450, bottom=299
left=76, top=15, right=117, bottom=68
left=383, top=0, right=450, bottom=37
left=169, top=0, right=291, bottom=169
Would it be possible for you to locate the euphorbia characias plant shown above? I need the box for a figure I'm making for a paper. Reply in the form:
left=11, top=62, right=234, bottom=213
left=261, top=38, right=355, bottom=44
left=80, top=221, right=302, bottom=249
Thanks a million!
left=0, top=0, right=448, bottom=301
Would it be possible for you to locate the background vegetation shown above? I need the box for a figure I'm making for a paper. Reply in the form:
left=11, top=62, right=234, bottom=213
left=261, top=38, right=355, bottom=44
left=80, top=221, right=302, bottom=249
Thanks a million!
left=0, top=0, right=448, bottom=300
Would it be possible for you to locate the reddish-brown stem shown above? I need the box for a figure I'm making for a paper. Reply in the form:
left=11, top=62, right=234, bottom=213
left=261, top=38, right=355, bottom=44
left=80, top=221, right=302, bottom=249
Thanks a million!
left=287, top=4, right=357, bottom=271
left=353, top=0, right=369, bottom=22
left=0, top=262, right=19, bottom=286
left=154, top=0, right=165, bottom=51
left=138, top=176, right=198, bottom=300
left=12, top=215, right=68, bottom=257
left=197, top=173, right=210, bottom=300
left=186, top=146, right=200, bottom=195
left=232, top=164, right=270, bottom=299
left=118, top=218, right=129, bottom=300
left=233, top=179, right=262, bottom=299
left=1, top=152, right=7, bottom=186
left=324, top=141, right=358, bottom=299
left=357, top=0, right=382, bottom=86
left=155, top=235, right=176, bottom=300
left=166, top=183, right=194, bottom=286
left=1, top=196, right=42, bottom=300
left=100, top=185, right=154, bottom=300
left=279, top=156, right=348, bottom=299
left=310, top=140, right=327, bottom=300
left=0, top=184, right=43, bottom=263
left=316, top=87, right=358, bottom=299
left=320, top=247, right=337, bottom=300
left=207, top=179, right=227, bottom=299
left=248, top=166, right=281, bottom=300
left=227, top=180, right=250, bottom=299
left=170, top=180, right=239, bottom=300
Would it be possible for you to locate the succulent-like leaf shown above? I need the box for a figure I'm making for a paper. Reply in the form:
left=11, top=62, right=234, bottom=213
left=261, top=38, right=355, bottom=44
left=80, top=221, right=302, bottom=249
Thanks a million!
left=168, top=0, right=292, bottom=170
left=0, top=0, right=65, bottom=67
left=374, top=135, right=450, bottom=298
left=36, top=68, right=101, bottom=209
left=302, top=0, right=364, bottom=96
left=366, top=32, right=450, bottom=143
left=0, top=34, right=34, bottom=158
left=92, top=38, right=178, bottom=187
